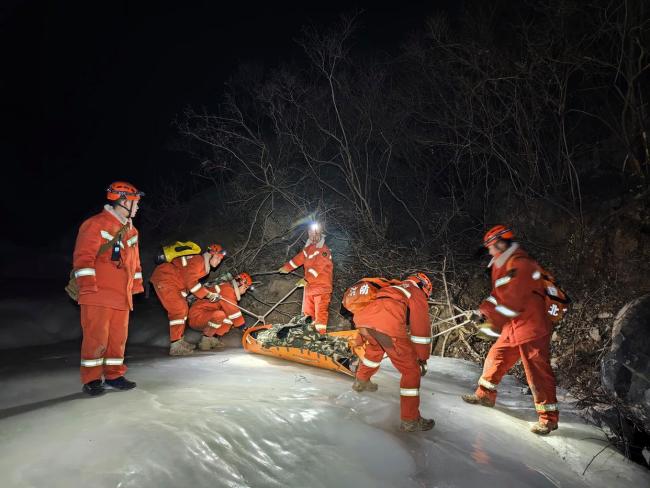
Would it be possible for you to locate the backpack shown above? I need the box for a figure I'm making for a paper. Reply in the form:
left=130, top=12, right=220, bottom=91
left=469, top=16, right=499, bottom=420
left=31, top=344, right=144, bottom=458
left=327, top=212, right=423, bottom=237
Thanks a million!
left=65, top=222, right=130, bottom=303
left=537, top=267, right=571, bottom=324
left=154, top=241, right=202, bottom=264
left=341, top=277, right=400, bottom=316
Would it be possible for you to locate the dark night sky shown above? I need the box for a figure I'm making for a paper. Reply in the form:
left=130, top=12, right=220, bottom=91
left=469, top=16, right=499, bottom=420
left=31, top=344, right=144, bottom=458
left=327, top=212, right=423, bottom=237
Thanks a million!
left=1, top=1, right=458, bottom=248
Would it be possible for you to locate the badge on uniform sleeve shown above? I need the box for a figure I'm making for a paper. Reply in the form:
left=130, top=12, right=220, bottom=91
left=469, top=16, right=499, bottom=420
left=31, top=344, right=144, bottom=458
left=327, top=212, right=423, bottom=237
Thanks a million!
left=322, top=252, right=328, bottom=257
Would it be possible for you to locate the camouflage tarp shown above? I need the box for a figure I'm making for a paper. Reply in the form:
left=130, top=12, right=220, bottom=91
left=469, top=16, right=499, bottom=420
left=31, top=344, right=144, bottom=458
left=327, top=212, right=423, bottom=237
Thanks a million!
left=256, top=316, right=356, bottom=367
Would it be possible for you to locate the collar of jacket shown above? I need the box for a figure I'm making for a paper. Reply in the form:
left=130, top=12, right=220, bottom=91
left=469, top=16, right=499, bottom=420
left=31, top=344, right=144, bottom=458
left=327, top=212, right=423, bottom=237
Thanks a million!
left=305, top=236, right=326, bottom=249
left=232, top=280, right=241, bottom=301
left=488, top=242, right=519, bottom=269
left=103, top=204, right=132, bottom=228
left=203, top=253, right=211, bottom=273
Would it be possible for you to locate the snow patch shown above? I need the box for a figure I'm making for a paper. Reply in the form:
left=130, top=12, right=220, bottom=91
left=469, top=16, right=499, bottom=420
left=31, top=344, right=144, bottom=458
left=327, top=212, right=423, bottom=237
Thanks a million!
left=1, top=350, right=648, bottom=487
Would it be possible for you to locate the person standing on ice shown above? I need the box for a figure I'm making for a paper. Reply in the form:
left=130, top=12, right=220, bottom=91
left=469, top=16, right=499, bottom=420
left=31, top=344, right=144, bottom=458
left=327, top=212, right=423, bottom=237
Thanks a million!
left=277, top=222, right=333, bottom=334
left=461, top=225, right=559, bottom=435
left=352, top=273, right=435, bottom=432
left=150, top=244, right=225, bottom=356
left=187, top=272, right=253, bottom=350
left=72, top=181, right=145, bottom=396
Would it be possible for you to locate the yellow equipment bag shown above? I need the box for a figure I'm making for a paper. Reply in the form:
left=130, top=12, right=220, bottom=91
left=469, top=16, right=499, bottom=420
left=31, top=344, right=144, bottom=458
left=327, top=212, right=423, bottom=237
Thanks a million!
left=157, top=241, right=202, bottom=264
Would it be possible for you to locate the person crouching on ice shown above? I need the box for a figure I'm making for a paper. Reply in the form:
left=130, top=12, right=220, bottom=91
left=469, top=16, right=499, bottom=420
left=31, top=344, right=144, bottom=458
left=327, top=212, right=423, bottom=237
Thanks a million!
left=277, top=222, right=333, bottom=334
left=150, top=244, right=225, bottom=356
left=461, top=226, right=559, bottom=435
left=352, top=273, right=435, bottom=432
left=188, top=273, right=253, bottom=350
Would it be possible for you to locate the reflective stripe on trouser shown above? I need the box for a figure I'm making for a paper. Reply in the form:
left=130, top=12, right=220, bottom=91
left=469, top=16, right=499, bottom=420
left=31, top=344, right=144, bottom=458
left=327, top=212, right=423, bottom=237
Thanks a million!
left=475, top=334, right=559, bottom=423
left=80, top=304, right=129, bottom=384
left=188, top=307, right=229, bottom=337
left=302, top=289, right=331, bottom=333
left=153, top=286, right=189, bottom=341
left=356, top=334, right=422, bottom=421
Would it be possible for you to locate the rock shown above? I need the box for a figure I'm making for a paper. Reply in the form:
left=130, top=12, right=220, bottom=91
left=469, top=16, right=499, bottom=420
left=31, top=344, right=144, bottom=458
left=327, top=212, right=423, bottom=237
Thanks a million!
left=601, top=294, right=650, bottom=434
left=598, top=312, right=613, bottom=319
left=589, top=327, right=601, bottom=342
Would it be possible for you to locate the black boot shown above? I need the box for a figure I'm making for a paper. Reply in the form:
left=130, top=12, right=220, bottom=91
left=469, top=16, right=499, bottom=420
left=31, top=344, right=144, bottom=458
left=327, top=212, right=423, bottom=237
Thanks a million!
left=104, top=376, right=137, bottom=390
left=82, top=379, right=105, bottom=396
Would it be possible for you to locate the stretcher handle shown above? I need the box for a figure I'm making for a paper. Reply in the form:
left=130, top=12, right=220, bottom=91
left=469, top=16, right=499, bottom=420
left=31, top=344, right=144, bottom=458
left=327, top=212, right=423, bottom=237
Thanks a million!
left=254, top=285, right=300, bottom=326
left=430, top=319, right=473, bottom=339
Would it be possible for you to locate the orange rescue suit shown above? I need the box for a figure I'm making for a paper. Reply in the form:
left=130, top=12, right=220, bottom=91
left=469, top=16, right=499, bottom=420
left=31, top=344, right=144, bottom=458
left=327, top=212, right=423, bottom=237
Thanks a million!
left=73, top=205, right=144, bottom=384
left=353, top=280, right=431, bottom=421
left=188, top=282, right=245, bottom=336
left=150, top=253, right=213, bottom=341
left=476, top=244, right=559, bottom=424
left=281, top=240, right=333, bottom=333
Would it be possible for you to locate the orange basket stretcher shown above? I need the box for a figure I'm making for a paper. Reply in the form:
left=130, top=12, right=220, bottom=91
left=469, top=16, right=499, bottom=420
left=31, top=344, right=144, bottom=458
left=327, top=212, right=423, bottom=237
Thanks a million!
left=241, top=325, right=365, bottom=377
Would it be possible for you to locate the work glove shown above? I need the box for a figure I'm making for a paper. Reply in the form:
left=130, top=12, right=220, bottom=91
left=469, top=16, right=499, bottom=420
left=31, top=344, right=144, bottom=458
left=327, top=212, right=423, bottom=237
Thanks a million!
left=295, top=278, right=307, bottom=288
left=418, top=359, right=428, bottom=377
left=278, top=267, right=289, bottom=274
left=205, top=291, right=221, bottom=302
left=466, top=310, right=485, bottom=325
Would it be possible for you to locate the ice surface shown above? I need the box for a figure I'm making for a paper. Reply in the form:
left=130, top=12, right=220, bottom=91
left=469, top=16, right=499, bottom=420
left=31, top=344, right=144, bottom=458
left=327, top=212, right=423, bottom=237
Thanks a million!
left=0, top=339, right=648, bottom=488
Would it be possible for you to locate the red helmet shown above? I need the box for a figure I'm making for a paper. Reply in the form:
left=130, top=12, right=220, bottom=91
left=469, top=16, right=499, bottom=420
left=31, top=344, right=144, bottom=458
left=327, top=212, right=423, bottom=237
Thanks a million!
left=235, top=272, right=253, bottom=289
left=206, top=243, right=224, bottom=255
left=483, top=225, right=514, bottom=247
left=106, top=181, right=144, bottom=201
left=407, top=272, right=433, bottom=298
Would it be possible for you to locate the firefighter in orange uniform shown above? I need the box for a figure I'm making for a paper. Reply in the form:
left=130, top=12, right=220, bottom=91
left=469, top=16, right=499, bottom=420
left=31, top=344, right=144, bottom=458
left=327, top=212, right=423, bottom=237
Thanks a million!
left=462, top=226, right=559, bottom=435
left=188, top=273, right=253, bottom=350
left=340, top=277, right=401, bottom=319
left=73, top=181, right=145, bottom=396
left=352, top=273, right=435, bottom=432
left=278, top=223, right=333, bottom=334
left=150, top=244, right=225, bottom=356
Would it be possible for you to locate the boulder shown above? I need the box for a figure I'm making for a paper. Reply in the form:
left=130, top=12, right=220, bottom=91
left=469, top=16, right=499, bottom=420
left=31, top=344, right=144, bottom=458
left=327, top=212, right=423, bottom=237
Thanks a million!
left=601, top=294, right=650, bottom=433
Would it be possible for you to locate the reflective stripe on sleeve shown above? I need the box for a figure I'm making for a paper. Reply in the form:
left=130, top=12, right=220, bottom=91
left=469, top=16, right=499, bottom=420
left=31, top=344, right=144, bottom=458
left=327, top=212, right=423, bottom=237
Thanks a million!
left=104, top=357, right=124, bottom=366
left=127, top=235, right=138, bottom=247
left=289, top=259, right=298, bottom=269
left=391, top=285, right=411, bottom=299
left=361, top=357, right=382, bottom=368
left=314, top=323, right=326, bottom=331
left=307, top=268, right=319, bottom=277
left=134, top=272, right=142, bottom=280
left=181, top=257, right=188, bottom=267
left=223, top=319, right=233, bottom=325
left=308, top=251, right=319, bottom=259
left=228, top=312, right=242, bottom=320
left=74, top=268, right=96, bottom=278
left=532, top=271, right=541, bottom=280
left=486, top=296, right=498, bottom=305
left=410, top=335, right=432, bottom=344
left=180, top=291, right=188, bottom=298
left=478, top=377, right=497, bottom=390
left=169, top=319, right=185, bottom=326
left=535, top=403, right=558, bottom=412
left=303, top=250, right=308, bottom=257
left=190, top=283, right=202, bottom=293
left=100, top=230, right=114, bottom=240
left=207, top=321, right=220, bottom=329
left=495, top=305, right=519, bottom=318
left=495, top=276, right=511, bottom=287
left=400, top=388, right=419, bottom=397
left=81, top=358, right=104, bottom=367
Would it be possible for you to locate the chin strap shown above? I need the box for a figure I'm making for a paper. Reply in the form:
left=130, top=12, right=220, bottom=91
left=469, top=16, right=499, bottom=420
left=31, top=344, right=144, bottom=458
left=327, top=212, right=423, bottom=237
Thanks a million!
left=117, top=200, right=134, bottom=219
